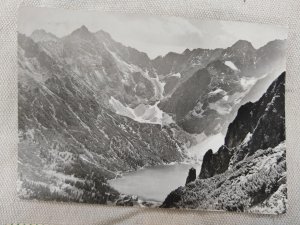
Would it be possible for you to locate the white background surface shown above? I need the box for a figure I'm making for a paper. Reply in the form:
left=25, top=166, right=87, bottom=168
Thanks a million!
left=1, top=0, right=299, bottom=224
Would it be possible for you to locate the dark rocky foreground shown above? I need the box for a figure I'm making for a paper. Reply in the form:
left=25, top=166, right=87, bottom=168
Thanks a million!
left=161, top=73, right=287, bottom=214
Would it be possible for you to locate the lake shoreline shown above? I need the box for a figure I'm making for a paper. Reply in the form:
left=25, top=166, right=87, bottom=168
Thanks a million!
left=108, top=162, right=202, bottom=202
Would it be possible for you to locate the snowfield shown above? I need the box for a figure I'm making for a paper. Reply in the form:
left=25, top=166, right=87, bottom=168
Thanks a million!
left=109, top=97, right=175, bottom=126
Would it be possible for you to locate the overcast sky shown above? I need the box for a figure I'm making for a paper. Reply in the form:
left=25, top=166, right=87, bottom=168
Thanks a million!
left=18, top=6, right=288, bottom=59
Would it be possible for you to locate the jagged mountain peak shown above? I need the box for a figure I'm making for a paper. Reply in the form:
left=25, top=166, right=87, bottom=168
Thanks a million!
left=93, top=29, right=153, bottom=71
left=183, top=48, right=191, bottom=55
left=78, top=25, right=89, bottom=32
left=31, top=29, right=48, bottom=36
left=69, top=25, right=94, bottom=40
left=257, top=39, right=287, bottom=54
left=94, top=29, right=113, bottom=40
left=30, top=29, right=58, bottom=42
left=152, top=55, right=163, bottom=61
left=261, top=39, right=286, bottom=47
left=164, top=51, right=182, bottom=59
left=230, top=40, right=255, bottom=50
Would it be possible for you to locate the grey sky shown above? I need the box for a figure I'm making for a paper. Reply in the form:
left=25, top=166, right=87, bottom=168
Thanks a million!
left=18, top=6, right=288, bottom=59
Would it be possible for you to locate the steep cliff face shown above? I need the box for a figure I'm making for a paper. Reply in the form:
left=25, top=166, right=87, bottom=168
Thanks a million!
left=185, top=168, right=196, bottom=185
left=199, top=145, right=231, bottom=179
left=226, top=72, right=285, bottom=165
left=158, top=68, right=212, bottom=121
left=162, top=73, right=287, bottom=214
left=199, top=72, right=285, bottom=179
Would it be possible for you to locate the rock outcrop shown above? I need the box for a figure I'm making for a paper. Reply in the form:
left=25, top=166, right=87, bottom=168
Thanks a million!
left=185, top=167, right=196, bottom=185
left=199, top=145, right=231, bottom=179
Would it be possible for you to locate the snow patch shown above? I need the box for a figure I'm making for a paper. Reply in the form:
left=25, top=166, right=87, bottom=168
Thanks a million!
left=145, top=71, right=166, bottom=100
left=109, top=97, right=136, bottom=119
left=224, top=61, right=239, bottom=71
left=171, top=73, right=181, bottom=78
left=208, top=89, right=227, bottom=100
left=222, top=95, right=229, bottom=101
left=240, top=132, right=252, bottom=147
left=109, top=97, right=174, bottom=126
left=191, top=102, right=205, bottom=118
left=209, top=88, right=226, bottom=95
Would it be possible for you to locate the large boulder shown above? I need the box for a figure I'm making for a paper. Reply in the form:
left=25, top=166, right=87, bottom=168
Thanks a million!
left=185, top=167, right=196, bottom=184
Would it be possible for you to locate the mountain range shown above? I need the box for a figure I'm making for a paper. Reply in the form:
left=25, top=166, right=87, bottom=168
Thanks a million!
left=17, top=25, right=286, bottom=208
left=26, top=26, right=286, bottom=133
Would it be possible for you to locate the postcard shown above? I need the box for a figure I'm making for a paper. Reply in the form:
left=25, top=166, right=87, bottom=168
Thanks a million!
left=17, top=6, right=287, bottom=214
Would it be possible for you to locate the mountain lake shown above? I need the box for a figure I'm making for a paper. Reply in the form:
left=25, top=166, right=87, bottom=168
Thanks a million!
left=108, top=163, right=202, bottom=203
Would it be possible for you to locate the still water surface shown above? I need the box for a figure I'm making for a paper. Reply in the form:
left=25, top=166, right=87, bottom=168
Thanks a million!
left=108, top=163, right=202, bottom=202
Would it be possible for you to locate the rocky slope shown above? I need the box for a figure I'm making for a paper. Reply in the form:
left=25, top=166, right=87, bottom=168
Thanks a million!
left=28, top=26, right=160, bottom=108
left=152, top=48, right=223, bottom=96
left=158, top=40, right=286, bottom=135
left=200, top=72, right=285, bottom=179
left=161, top=73, right=286, bottom=214
left=17, top=32, right=185, bottom=204
left=24, top=26, right=286, bottom=136
left=18, top=25, right=286, bottom=206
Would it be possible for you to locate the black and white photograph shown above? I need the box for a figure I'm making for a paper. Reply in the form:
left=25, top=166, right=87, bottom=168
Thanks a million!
left=17, top=6, right=287, bottom=214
